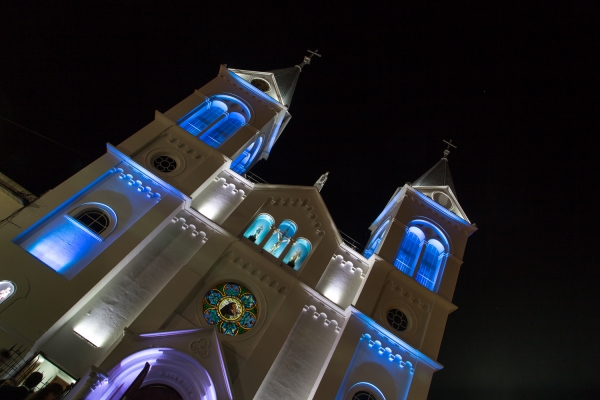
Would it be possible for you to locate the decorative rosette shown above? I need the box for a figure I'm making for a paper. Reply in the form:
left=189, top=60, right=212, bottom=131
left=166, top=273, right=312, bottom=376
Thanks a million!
left=203, top=282, right=258, bottom=336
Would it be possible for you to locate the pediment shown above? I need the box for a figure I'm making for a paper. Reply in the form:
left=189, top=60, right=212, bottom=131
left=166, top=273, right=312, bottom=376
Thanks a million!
left=228, top=69, right=285, bottom=106
left=413, top=185, right=470, bottom=223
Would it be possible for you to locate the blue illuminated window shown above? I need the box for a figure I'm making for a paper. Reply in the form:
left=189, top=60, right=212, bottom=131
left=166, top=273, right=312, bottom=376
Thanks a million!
left=231, top=136, right=263, bottom=174
left=243, top=214, right=274, bottom=245
left=394, top=227, right=425, bottom=275
left=178, top=96, right=251, bottom=149
left=394, top=221, right=448, bottom=292
left=200, top=113, right=245, bottom=148
left=282, top=238, right=311, bottom=270
left=262, top=220, right=297, bottom=258
left=415, top=239, right=444, bottom=290
left=178, top=101, right=227, bottom=136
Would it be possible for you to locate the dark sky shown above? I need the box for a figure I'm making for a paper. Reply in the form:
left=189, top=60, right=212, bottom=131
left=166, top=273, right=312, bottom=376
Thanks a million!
left=1, top=3, right=599, bottom=399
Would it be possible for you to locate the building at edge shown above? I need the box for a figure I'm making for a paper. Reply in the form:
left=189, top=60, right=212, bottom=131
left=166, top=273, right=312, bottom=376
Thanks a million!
left=0, top=52, right=477, bottom=400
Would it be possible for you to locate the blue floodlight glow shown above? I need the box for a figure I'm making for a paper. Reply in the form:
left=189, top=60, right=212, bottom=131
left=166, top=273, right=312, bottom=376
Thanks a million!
left=282, top=238, right=311, bottom=270
left=231, top=136, right=263, bottom=174
left=262, top=220, right=297, bottom=258
left=363, top=220, right=390, bottom=259
left=244, top=214, right=274, bottom=245
left=26, top=220, right=100, bottom=275
left=414, top=239, right=444, bottom=290
left=200, top=112, right=245, bottom=148
left=178, top=95, right=251, bottom=149
left=394, top=220, right=449, bottom=291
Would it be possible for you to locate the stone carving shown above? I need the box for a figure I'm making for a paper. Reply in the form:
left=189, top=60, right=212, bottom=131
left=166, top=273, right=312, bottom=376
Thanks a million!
left=190, top=337, right=210, bottom=358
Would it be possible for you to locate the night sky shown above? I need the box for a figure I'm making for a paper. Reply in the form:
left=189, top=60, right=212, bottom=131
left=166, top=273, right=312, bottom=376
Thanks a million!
left=1, top=3, right=599, bottom=399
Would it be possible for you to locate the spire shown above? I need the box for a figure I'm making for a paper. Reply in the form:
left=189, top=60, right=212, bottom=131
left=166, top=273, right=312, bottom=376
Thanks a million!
left=314, top=171, right=329, bottom=192
left=412, top=140, right=458, bottom=196
left=268, top=49, right=321, bottom=107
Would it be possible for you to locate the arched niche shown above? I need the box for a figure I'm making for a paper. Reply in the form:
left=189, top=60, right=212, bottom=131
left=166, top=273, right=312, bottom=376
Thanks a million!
left=93, top=348, right=217, bottom=400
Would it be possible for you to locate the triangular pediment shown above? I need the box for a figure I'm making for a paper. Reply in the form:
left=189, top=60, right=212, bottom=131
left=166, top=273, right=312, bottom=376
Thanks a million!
left=413, top=185, right=470, bottom=223
left=228, top=68, right=287, bottom=106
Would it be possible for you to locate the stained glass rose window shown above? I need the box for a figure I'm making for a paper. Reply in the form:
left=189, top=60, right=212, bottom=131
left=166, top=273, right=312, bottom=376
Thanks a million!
left=203, top=282, right=258, bottom=336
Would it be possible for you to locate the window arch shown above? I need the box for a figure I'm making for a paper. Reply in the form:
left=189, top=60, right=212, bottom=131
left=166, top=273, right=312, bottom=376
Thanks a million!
left=363, top=220, right=390, bottom=259
left=394, top=220, right=449, bottom=291
left=0, top=281, right=16, bottom=305
left=65, top=203, right=117, bottom=241
left=178, top=95, right=251, bottom=149
left=243, top=214, right=274, bottom=245
left=282, top=238, right=311, bottom=270
left=262, top=220, right=297, bottom=258
left=345, top=382, right=386, bottom=400
left=231, top=136, right=263, bottom=174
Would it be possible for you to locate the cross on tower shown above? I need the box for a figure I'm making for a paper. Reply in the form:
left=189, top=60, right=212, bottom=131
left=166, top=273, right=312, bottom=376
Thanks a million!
left=303, top=49, right=322, bottom=65
left=442, top=139, right=457, bottom=158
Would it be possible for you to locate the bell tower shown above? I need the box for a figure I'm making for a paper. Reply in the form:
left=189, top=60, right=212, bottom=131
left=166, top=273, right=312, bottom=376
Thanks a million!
left=345, top=140, right=477, bottom=398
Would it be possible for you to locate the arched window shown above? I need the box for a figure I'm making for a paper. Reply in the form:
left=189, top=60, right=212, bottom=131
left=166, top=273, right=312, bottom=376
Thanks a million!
left=178, top=100, right=227, bottom=136
left=178, top=96, right=251, bottom=149
left=345, top=382, right=386, bottom=400
left=262, top=220, right=297, bottom=258
left=65, top=203, right=118, bottom=241
left=363, top=220, right=390, bottom=259
left=415, top=239, right=445, bottom=290
left=199, top=112, right=246, bottom=148
left=394, top=221, right=448, bottom=291
left=394, top=226, right=425, bottom=276
left=0, top=281, right=16, bottom=305
left=231, top=136, right=263, bottom=174
left=75, top=209, right=110, bottom=235
left=282, top=238, right=311, bottom=270
left=243, top=214, right=274, bottom=245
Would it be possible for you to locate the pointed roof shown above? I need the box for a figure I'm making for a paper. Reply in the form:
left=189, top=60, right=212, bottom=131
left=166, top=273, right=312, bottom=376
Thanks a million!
left=412, top=156, right=457, bottom=196
left=268, top=49, right=321, bottom=108
left=268, top=66, right=302, bottom=107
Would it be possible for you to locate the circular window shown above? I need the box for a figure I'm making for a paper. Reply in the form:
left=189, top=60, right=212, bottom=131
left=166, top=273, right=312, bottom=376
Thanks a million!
left=203, top=282, right=258, bottom=336
left=0, top=281, right=15, bottom=305
left=387, top=309, right=409, bottom=332
left=250, top=78, right=271, bottom=92
left=75, top=210, right=109, bottom=235
left=432, top=192, right=453, bottom=210
left=153, top=155, right=178, bottom=173
left=353, top=391, right=377, bottom=400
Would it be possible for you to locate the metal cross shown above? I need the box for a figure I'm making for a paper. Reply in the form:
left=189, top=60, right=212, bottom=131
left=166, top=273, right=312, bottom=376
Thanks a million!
left=443, top=139, right=457, bottom=150
left=442, top=139, right=457, bottom=159
left=304, top=49, right=322, bottom=65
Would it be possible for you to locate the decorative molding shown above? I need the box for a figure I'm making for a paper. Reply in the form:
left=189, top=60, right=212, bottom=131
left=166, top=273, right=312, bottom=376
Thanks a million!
left=113, top=167, right=162, bottom=200
left=229, top=251, right=288, bottom=294
left=362, top=333, right=415, bottom=373
left=385, top=279, right=431, bottom=311
left=158, top=370, right=195, bottom=398
left=190, top=337, right=210, bottom=358
left=162, top=132, right=204, bottom=160
left=303, top=304, right=341, bottom=333
left=171, top=217, right=208, bottom=242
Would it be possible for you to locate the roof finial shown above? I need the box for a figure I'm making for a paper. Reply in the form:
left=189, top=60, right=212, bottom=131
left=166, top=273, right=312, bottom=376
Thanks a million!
left=442, top=139, right=457, bottom=159
left=298, top=49, right=322, bottom=69
left=314, top=171, right=329, bottom=192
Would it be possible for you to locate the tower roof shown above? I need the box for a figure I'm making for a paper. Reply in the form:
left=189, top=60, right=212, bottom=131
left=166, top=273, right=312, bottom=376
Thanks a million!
left=268, top=66, right=301, bottom=107
left=268, top=49, right=321, bottom=108
left=412, top=157, right=457, bottom=196
left=412, top=140, right=458, bottom=196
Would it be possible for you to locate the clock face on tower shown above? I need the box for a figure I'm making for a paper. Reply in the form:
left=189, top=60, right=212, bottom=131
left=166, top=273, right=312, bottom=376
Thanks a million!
left=250, top=78, right=271, bottom=92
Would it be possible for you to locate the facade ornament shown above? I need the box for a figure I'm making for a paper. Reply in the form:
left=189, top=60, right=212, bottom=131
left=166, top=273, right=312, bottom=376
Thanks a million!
left=314, top=171, right=329, bottom=192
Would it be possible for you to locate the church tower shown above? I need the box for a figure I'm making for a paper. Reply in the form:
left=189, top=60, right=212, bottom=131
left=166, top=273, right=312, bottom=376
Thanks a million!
left=0, top=53, right=475, bottom=400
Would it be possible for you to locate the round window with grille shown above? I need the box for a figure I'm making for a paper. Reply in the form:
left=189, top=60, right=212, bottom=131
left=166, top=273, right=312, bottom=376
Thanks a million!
left=352, top=391, right=377, bottom=400
left=387, top=309, right=409, bottom=332
left=153, top=155, right=178, bottom=173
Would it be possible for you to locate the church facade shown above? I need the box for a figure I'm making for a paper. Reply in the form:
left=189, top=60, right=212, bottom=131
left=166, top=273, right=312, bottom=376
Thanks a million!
left=0, top=53, right=476, bottom=400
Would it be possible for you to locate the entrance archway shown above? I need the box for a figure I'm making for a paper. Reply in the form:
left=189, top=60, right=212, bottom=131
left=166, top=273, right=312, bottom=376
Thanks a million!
left=132, top=384, right=183, bottom=400
left=92, top=348, right=217, bottom=400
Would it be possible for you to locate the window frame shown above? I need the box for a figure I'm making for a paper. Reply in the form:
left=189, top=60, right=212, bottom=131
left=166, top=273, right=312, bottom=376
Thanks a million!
left=65, top=202, right=117, bottom=241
